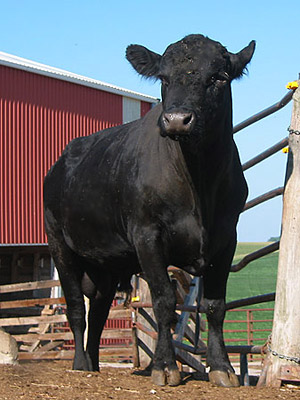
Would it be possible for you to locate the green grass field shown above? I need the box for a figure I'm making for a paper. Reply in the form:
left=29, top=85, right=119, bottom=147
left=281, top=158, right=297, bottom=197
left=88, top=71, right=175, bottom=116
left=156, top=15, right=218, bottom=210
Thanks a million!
left=202, top=242, right=279, bottom=347
left=227, top=242, right=278, bottom=305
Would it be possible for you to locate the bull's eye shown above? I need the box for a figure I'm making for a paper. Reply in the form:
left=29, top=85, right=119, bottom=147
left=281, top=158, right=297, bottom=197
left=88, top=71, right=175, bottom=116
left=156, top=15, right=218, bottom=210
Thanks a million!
left=209, top=72, right=229, bottom=87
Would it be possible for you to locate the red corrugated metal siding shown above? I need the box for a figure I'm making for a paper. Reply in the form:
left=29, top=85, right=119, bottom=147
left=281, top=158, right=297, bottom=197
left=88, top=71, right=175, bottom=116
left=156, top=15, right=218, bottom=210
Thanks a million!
left=0, top=65, right=124, bottom=244
left=141, top=101, right=152, bottom=117
left=100, top=318, right=132, bottom=347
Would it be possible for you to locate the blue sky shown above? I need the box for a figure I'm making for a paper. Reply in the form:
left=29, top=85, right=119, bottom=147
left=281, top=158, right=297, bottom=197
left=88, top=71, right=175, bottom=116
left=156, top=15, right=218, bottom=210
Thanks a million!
left=1, top=1, right=299, bottom=241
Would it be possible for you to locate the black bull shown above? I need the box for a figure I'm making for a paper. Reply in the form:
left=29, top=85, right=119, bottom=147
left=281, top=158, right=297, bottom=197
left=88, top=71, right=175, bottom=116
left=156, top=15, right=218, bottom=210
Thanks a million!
left=44, top=34, right=255, bottom=387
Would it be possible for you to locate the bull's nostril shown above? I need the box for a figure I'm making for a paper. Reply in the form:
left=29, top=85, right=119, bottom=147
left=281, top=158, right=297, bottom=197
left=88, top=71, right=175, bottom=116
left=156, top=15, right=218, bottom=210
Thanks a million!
left=183, top=114, right=193, bottom=125
left=164, top=115, right=170, bottom=124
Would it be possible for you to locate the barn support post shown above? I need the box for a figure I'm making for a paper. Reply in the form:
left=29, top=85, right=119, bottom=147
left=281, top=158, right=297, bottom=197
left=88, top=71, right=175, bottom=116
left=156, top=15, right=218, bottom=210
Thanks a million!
left=10, top=252, right=19, bottom=283
left=240, top=353, right=249, bottom=386
left=265, top=83, right=300, bottom=387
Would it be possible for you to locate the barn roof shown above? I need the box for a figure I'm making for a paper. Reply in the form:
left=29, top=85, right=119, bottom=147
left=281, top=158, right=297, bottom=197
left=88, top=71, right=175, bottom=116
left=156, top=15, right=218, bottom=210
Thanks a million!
left=0, top=50, right=159, bottom=103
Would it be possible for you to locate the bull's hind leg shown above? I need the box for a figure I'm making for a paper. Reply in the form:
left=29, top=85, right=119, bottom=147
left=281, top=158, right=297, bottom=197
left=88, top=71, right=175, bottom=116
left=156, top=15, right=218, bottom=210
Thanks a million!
left=134, top=232, right=181, bottom=386
left=47, top=232, right=91, bottom=371
left=203, top=237, right=239, bottom=387
left=84, top=271, right=118, bottom=371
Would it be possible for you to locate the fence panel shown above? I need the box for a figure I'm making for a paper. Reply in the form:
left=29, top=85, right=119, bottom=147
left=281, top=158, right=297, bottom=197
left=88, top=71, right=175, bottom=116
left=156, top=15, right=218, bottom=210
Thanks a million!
left=0, top=279, right=133, bottom=362
left=201, top=308, right=273, bottom=363
left=0, top=278, right=278, bottom=370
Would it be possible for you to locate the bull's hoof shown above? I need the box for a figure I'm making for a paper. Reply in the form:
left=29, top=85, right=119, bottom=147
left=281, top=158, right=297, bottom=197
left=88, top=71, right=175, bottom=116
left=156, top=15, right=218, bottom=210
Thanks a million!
left=151, top=368, right=181, bottom=386
left=73, top=360, right=90, bottom=371
left=209, top=370, right=240, bottom=387
left=73, top=353, right=94, bottom=371
left=228, top=371, right=240, bottom=387
left=167, top=369, right=181, bottom=386
left=72, top=364, right=90, bottom=371
left=151, top=369, right=167, bottom=386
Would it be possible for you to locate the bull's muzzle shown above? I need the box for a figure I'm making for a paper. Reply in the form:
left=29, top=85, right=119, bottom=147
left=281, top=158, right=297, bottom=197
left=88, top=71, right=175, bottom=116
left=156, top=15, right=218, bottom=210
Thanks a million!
left=160, top=111, right=196, bottom=139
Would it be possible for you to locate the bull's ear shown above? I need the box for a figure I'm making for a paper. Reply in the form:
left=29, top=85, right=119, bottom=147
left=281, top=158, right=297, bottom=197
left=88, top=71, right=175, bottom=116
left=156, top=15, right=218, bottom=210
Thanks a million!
left=126, top=45, right=161, bottom=79
left=228, top=40, right=256, bottom=79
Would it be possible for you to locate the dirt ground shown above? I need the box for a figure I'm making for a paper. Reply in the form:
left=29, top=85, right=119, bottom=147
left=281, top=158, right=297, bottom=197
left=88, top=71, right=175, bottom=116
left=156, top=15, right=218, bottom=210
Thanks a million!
left=0, top=361, right=299, bottom=400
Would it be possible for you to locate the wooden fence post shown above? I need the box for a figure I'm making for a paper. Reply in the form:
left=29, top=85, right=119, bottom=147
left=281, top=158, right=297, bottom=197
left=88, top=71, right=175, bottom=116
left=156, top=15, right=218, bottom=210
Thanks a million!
left=136, top=277, right=156, bottom=368
left=265, top=83, right=300, bottom=386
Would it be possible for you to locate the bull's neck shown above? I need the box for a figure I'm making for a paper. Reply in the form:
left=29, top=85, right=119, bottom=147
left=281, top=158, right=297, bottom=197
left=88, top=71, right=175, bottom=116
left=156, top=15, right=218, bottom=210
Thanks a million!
left=180, top=119, right=233, bottom=193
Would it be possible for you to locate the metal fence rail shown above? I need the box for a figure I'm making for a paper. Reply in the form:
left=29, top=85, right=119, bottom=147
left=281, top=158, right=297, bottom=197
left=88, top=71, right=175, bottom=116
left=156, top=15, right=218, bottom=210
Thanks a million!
left=230, top=90, right=293, bottom=273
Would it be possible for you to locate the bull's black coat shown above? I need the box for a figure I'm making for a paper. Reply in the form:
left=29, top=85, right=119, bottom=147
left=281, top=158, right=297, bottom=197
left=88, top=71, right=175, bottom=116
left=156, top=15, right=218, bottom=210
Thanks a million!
left=44, top=34, right=255, bottom=387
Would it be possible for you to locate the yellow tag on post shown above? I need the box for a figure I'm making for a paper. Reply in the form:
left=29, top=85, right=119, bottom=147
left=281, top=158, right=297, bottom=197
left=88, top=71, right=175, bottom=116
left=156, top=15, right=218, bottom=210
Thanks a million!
left=131, top=296, right=140, bottom=302
left=286, top=81, right=299, bottom=90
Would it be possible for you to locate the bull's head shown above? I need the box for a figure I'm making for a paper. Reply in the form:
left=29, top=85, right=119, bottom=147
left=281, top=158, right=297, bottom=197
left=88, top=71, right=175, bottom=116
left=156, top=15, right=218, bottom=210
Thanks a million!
left=126, top=34, right=255, bottom=145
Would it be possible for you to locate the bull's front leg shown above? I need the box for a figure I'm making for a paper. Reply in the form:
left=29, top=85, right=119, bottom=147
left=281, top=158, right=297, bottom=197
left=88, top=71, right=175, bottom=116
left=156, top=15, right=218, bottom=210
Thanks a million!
left=203, top=241, right=240, bottom=387
left=149, top=273, right=180, bottom=386
left=204, top=297, right=239, bottom=387
left=134, top=231, right=181, bottom=386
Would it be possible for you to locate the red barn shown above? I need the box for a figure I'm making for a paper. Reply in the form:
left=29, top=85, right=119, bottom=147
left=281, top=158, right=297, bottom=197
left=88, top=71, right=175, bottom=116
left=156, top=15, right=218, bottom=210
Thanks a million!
left=0, top=51, right=158, bottom=285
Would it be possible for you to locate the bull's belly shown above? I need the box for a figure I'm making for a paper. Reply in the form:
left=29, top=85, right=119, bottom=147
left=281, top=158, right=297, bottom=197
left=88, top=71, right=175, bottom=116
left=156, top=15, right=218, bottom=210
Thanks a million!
left=62, top=226, right=139, bottom=268
left=61, top=208, right=210, bottom=276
